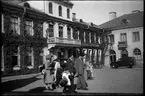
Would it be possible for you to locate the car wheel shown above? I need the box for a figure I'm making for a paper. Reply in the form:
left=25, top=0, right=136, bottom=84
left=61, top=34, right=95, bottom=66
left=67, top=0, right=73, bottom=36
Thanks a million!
left=127, top=65, right=132, bottom=68
left=111, top=65, right=117, bottom=69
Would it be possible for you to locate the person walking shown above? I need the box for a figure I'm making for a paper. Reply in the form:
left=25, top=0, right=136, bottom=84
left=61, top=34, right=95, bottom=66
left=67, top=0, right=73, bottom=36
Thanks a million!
left=66, top=54, right=77, bottom=93
left=85, top=58, right=92, bottom=80
left=74, top=52, right=88, bottom=90
left=43, top=48, right=55, bottom=90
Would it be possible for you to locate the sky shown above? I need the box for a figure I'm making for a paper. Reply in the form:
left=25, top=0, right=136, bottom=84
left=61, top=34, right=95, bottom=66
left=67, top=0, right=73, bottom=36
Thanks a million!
left=28, top=0, right=143, bottom=25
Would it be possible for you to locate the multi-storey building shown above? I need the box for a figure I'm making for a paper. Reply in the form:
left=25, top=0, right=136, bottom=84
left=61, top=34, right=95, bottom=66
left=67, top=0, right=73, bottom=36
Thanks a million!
left=99, top=11, right=143, bottom=67
left=42, top=0, right=104, bottom=63
left=1, top=0, right=48, bottom=76
left=1, top=0, right=103, bottom=76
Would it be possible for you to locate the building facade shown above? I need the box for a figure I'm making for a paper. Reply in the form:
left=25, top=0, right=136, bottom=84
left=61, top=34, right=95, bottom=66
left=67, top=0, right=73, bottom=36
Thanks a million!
left=42, top=0, right=104, bottom=64
left=1, top=1, right=48, bottom=76
left=1, top=0, right=104, bottom=76
left=99, top=11, right=143, bottom=67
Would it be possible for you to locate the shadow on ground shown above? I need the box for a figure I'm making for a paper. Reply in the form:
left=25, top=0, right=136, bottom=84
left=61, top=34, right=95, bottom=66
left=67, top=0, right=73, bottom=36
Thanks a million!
left=28, top=87, right=46, bottom=92
left=2, top=92, right=143, bottom=96
left=1, top=76, right=40, bottom=92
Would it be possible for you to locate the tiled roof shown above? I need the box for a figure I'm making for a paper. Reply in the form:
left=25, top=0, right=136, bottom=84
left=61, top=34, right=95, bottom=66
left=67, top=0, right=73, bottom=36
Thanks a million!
left=99, top=11, right=143, bottom=30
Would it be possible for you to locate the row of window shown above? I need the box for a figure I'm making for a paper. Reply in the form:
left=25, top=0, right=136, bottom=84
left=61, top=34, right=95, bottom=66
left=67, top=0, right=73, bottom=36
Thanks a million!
left=49, top=2, right=70, bottom=18
left=1, top=46, right=44, bottom=71
left=108, top=31, right=140, bottom=43
left=2, top=14, right=101, bottom=43
left=110, top=48, right=142, bottom=61
left=46, top=23, right=101, bottom=43
left=2, top=15, right=43, bottom=37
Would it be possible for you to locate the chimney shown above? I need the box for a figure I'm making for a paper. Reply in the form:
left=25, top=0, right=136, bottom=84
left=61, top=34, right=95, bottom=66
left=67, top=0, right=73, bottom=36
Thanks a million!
left=72, top=13, right=76, bottom=21
left=109, top=12, right=116, bottom=20
left=132, top=10, right=140, bottom=13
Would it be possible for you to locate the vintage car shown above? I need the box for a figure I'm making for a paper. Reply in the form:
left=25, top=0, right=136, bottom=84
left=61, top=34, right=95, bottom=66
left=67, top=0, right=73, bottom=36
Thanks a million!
left=110, top=57, right=135, bottom=68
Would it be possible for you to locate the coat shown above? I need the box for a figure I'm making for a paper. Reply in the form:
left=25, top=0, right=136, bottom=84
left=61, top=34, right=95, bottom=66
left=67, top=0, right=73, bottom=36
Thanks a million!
left=74, top=57, right=84, bottom=75
left=67, top=58, right=76, bottom=74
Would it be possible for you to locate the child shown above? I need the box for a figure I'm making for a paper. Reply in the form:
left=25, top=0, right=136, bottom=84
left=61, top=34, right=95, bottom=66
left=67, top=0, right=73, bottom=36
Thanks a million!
left=85, top=61, right=92, bottom=80
left=89, top=62, right=94, bottom=79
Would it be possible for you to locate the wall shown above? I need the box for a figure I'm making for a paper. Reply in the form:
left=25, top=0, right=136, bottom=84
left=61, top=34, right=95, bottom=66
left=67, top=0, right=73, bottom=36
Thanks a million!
left=105, top=27, right=143, bottom=67
left=44, top=1, right=73, bottom=21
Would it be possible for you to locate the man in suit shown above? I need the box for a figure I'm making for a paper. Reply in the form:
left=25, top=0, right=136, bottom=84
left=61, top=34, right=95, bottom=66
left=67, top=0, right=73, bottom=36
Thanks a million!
left=74, top=52, right=88, bottom=90
left=66, top=54, right=77, bottom=93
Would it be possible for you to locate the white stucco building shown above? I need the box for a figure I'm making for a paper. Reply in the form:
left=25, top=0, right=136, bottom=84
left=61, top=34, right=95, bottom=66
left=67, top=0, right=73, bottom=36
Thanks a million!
left=99, top=11, right=143, bottom=67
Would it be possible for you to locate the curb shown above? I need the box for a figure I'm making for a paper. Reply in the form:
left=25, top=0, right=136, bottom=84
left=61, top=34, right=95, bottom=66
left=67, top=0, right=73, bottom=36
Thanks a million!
left=1, top=73, right=41, bottom=83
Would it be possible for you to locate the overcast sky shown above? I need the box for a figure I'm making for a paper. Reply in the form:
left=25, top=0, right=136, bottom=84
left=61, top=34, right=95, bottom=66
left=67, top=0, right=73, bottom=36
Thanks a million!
left=28, top=0, right=143, bottom=25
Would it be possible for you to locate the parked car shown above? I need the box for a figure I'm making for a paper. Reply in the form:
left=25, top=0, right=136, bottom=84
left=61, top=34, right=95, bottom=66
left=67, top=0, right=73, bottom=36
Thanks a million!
left=110, top=57, right=135, bottom=68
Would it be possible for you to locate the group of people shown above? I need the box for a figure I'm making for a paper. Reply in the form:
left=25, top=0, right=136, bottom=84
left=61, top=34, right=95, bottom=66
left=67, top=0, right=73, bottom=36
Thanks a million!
left=41, top=48, right=94, bottom=93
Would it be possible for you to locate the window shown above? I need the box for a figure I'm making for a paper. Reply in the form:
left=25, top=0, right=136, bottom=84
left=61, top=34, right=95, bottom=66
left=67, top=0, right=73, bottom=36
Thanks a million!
left=10, top=16, right=20, bottom=35
left=120, top=33, right=127, bottom=42
left=67, top=27, right=71, bottom=39
left=11, top=46, right=20, bottom=70
left=121, top=19, right=130, bottom=25
left=49, top=2, right=53, bottom=14
left=91, top=33, right=94, bottom=43
left=133, top=32, right=140, bottom=41
left=84, top=31, right=86, bottom=42
left=37, top=23, right=43, bottom=38
left=98, top=37, right=101, bottom=44
left=59, top=26, right=63, bottom=38
left=25, top=20, right=33, bottom=36
left=1, top=14, right=4, bottom=33
left=25, top=47, right=34, bottom=68
left=73, top=29, right=78, bottom=39
left=67, top=9, right=70, bottom=18
left=94, top=33, right=96, bottom=43
left=48, top=24, right=54, bottom=37
left=89, top=32, right=91, bottom=43
left=39, top=48, right=44, bottom=65
left=58, top=6, right=62, bottom=16
left=1, top=46, right=4, bottom=71
left=109, top=35, right=114, bottom=43
left=134, top=48, right=141, bottom=60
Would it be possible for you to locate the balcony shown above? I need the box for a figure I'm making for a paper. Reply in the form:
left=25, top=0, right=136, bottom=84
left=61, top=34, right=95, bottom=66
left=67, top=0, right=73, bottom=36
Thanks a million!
left=47, top=37, right=81, bottom=45
left=118, top=41, right=127, bottom=49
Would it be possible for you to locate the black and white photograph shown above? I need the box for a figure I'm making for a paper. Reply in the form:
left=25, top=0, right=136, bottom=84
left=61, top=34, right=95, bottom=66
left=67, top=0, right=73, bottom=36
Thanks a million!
left=1, top=0, right=143, bottom=95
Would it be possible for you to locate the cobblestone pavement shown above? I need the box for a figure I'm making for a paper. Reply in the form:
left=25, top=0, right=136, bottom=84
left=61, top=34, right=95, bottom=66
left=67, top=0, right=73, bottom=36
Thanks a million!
left=2, top=67, right=143, bottom=94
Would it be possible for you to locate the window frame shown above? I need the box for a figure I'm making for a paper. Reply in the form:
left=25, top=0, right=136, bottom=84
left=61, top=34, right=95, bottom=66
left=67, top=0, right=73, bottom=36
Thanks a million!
left=26, top=47, right=34, bottom=69
left=67, top=27, right=71, bottom=39
left=48, top=24, right=54, bottom=37
left=59, top=26, right=63, bottom=38
left=24, top=20, right=34, bottom=36
left=1, top=14, right=4, bottom=33
left=133, top=48, right=142, bottom=60
left=10, top=16, right=20, bottom=35
left=132, top=31, right=140, bottom=42
left=37, top=23, right=43, bottom=38
left=11, top=46, right=20, bottom=70
left=109, top=34, right=114, bottom=43
left=67, top=8, right=70, bottom=19
left=120, top=33, right=127, bottom=42
left=58, top=6, right=62, bottom=17
left=1, top=46, right=4, bottom=71
left=49, top=2, right=53, bottom=14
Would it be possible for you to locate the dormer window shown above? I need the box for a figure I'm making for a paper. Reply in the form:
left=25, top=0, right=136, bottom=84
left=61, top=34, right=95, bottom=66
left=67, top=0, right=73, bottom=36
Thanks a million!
left=49, top=2, right=53, bottom=14
left=59, top=6, right=62, bottom=16
left=23, top=2, right=30, bottom=8
left=121, top=19, right=130, bottom=25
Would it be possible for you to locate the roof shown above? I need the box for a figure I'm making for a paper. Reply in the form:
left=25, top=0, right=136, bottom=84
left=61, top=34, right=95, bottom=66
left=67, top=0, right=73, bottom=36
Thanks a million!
left=99, top=11, right=143, bottom=30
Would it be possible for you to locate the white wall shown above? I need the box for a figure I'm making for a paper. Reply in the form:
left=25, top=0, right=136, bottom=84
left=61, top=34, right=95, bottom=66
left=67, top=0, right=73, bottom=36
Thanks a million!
left=45, top=1, right=73, bottom=21
left=105, top=27, right=143, bottom=67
